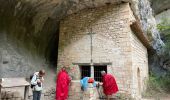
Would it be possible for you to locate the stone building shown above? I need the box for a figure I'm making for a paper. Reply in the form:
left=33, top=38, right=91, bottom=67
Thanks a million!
left=58, top=2, right=151, bottom=100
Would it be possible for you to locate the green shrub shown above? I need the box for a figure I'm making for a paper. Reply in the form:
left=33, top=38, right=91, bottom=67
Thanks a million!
left=157, top=18, right=170, bottom=50
left=144, top=72, right=170, bottom=98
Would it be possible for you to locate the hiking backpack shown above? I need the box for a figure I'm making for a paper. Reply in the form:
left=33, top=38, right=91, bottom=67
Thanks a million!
left=30, top=74, right=36, bottom=88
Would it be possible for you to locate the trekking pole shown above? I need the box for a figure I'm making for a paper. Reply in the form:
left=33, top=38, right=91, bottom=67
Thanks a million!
left=96, top=83, right=105, bottom=99
left=80, top=86, right=84, bottom=100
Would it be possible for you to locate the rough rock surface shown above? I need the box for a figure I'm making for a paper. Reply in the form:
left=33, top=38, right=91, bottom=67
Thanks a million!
left=0, top=32, right=56, bottom=91
left=150, top=0, right=170, bottom=15
left=0, top=0, right=166, bottom=88
left=155, top=9, right=170, bottom=25
left=151, top=9, right=170, bottom=74
left=0, top=0, right=164, bottom=53
left=1, top=88, right=55, bottom=100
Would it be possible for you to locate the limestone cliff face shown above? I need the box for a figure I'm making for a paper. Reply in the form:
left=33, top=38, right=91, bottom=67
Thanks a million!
left=0, top=0, right=59, bottom=89
left=151, top=9, right=170, bottom=74
left=0, top=0, right=164, bottom=77
left=137, top=0, right=164, bottom=52
left=150, top=0, right=170, bottom=15
left=155, top=9, right=170, bottom=24
left=146, top=0, right=170, bottom=75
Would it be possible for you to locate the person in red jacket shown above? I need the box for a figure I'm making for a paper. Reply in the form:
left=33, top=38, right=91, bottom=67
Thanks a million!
left=99, top=71, right=118, bottom=100
left=56, top=67, right=71, bottom=100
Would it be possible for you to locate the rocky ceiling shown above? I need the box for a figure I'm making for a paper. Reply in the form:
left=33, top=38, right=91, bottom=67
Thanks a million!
left=0, top=0, right=167, bottom=64
left=150, top=0, right=170, bottom=15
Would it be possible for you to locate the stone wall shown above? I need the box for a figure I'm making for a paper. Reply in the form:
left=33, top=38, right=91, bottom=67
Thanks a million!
left=69, top=80, right=100, bottom=100
left=130, top=31, right=148, bottom=99
left=58, top=2, right=148, bottom=99
left=1, top=88, right=55, bottom=100
left=1, top=91, right=23, bottom=100
left=0, top=32, right=56, bottom=92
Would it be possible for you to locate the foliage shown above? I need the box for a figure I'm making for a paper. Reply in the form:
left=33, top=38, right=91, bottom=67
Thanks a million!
left=116, top=93, right=134, bottom=100
left=157, top=18, right=170, bottom=32
left=157, top=18, right=170, bottom=49
left=143, top=16, right=170, bottom=99
left=150, top=72, right=170, bottom=92
left=143, top=71, right=170, bottom=98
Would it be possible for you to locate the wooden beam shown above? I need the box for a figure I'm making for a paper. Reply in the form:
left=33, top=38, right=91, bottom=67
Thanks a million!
left=72, top=62, right=112, bottom=65
left=130, top=21, right=154, bottom=51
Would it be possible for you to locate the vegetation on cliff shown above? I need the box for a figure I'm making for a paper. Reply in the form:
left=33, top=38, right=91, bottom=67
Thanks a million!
left=157, top=18, right=170, bottom=71
left=144, top=17, right=170, bottom=98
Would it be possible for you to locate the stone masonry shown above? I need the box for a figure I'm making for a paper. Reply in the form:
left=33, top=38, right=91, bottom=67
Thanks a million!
left=1, top=88, right=55, bottom=100
left=1, top=90, right=23, bottom=100
left=130, top=31, right=148, bottom=99
left=58, top=2, right=148, bottom=99
left=69, top=80, right=100, bottom=100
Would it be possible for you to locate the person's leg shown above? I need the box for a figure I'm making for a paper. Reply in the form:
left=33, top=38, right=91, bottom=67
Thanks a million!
left=106, top=95, right=109, bottom=100
left=112, top=93, right=116, bottom=100
left=37, top=91, right=41, bottom=100
left=107, top=95, right=112, bottom=100
left=33, top=91, right=38, bottom=100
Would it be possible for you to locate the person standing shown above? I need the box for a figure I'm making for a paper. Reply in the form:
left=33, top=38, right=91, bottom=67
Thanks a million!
left=56, top=67, right=71, bottom=100
left=80, top=77, right=96, bottom=91
left=31, top=69, right=45, bottom=100
left=99, top=71, right=118, bottom=100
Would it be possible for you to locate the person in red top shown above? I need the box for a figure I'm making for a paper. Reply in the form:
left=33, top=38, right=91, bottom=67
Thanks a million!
left=56, top=67, right=71, bottom=100
left=99, top=71, right=118, bottom=100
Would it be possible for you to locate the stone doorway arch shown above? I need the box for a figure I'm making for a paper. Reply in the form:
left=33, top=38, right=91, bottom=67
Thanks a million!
left=137, top=68, right=141, bottom=95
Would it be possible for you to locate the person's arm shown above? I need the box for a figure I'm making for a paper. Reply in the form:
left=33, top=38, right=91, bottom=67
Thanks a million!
left=80, top=79, right=83, bottom=86
left=40, top=77, right=44, bottom=83
left=69, top=76, right=72, bottom=81
left=99, top=82, right=103, bottom=86
left=31, top=74, right=37, bottom=85
left=93, top=81, right=97, bottom=87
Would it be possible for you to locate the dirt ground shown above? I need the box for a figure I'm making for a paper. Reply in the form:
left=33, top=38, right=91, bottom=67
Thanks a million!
left=143, top=94, right=170, bottom=100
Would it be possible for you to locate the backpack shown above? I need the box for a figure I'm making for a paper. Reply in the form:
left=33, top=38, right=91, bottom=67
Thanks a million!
left=30, top=74, right=37, bottom=88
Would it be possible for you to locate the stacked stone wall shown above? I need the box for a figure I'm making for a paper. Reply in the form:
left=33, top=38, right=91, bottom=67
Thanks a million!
left=130, top=30, right=148, bottom=99
left=69, top=81, right=100, bottom=100
left=58, top=2, right=148, bottom=99
left=1, top=91, right=22, bottom=100
left=1, top=88, right=55, bottom=100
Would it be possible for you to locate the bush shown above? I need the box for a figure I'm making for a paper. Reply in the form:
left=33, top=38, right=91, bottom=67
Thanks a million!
left=143, top=72, right=170, bottom=98
left=157, top=18, right=170, bottom=50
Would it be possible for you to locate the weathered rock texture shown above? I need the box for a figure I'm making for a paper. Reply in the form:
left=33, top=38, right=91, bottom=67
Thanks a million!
left=137, top=0, right=164, bottom=52
left=0, top=0, right=164, bottom=59
left=150, top=0, right=170, bottom=15
left=155, top=9, right=170, bottom=24
left=1, top=90, right=22, bottom=100
left=69, top=81, right=100, bottom=100
left=0, top=0, right=163, bottom=75
left=58, top=3, right=148, bottom=99
left=0, top=32, right=56, bottom=91
left=1, top=88, right=55, bottom=100
left=150, top=9, right=170, bottom=74
left=64, top=0, right=164, bottom=52
left=0, top=0, right=57, bottom=92
left=0, top=0, right=165, bottom=99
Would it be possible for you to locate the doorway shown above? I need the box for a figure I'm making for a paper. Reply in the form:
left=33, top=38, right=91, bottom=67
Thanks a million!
left=137, top=68, right=141, bottom=95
